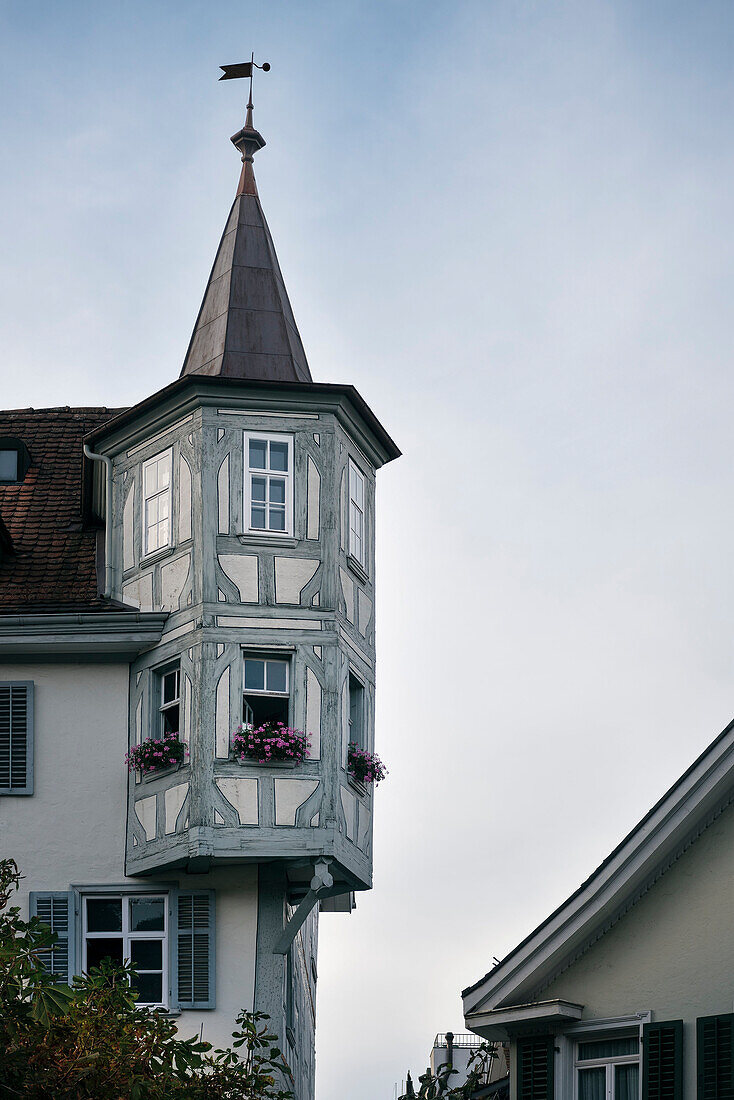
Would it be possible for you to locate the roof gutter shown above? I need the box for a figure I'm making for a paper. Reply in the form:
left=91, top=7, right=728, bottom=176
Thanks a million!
left=83, top=444, right=113, bottom=598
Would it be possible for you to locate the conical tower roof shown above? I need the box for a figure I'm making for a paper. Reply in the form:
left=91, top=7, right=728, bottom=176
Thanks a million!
left=180, top=107, right=312, bottom=383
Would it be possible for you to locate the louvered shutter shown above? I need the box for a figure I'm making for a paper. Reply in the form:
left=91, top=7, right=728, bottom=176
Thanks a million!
left=29, top=892, right=73, bottom=983
left=643, top=1020, right=683, bottom=1099
left=176, top=890, right=215, bottom=1009
left=0, top=682, right=33, bottom=795
left=517, top=1035, right=554, bottom=1100
left=697, top=1014, right=734, bottom=1099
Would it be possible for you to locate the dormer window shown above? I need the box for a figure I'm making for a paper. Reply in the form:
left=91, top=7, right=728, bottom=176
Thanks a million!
left=244, top=432, right=293, bottom=536
left=0, top=439, right=30, bottom=485
left=142, top=449, right=172, bottom=556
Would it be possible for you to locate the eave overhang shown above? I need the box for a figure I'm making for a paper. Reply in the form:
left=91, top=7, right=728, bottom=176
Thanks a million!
left=84, top=375, right=401, bottom=468
left=0, top=611, right=169, bottom=657
left=466, top=999, right=584, bottom=1041
left=462, top=713, right=734, bottom=1019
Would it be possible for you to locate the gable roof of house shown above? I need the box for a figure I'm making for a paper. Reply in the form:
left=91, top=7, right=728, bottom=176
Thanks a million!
left=0, top=406, right=123, bottom=612
left=462, top=712, right=734, bottom=1020
left=179, top=105, right=312, bottom=384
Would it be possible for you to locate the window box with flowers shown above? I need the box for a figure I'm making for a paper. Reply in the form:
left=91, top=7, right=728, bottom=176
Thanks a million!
left=231, top=722, right=311, bottom=767
left=126, top=731, right=188, bottom=780
left=347, top=742, right=387, bottom=794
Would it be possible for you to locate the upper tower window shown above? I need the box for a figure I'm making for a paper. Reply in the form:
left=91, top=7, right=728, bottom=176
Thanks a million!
left=142, top=449, right=172, bottom=556
left=244, top=432, right=293, bottom=535
left=348, top=459, right=366, bottom=567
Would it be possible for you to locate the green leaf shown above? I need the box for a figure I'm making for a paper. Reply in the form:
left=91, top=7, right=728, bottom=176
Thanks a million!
left=29, top=982, right=73, bottom=1025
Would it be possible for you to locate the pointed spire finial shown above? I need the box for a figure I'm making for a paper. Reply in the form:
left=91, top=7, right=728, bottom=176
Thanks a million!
left=220, top=55, right=270, bottom=196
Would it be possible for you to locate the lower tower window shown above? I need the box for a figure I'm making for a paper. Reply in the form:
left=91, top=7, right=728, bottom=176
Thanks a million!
left=242, top=655, right=290, bottom=728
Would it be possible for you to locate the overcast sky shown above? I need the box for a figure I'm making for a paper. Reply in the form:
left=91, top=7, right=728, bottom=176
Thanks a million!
left=3, top=1, right=734, bottom=1096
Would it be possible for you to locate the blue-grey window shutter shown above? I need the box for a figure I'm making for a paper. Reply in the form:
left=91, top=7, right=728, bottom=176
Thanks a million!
left=643, top=1020, right=683, bottom=1100
left=29, top=891, right=74, bottom=983
left=175, top=890, right=215, bottom=1009
left=0, top=681, right=34, bottom=795
left=697, top=1014, right=734, bottom=1098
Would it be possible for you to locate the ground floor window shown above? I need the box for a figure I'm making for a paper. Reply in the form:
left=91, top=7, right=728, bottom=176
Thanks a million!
left=576, top=1036, right=639, bottom=1100
left=82, top=894, right=167, bottom=1008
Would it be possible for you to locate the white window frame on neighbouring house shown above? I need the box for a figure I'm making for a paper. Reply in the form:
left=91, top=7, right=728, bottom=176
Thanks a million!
left=243, top=432, right=294, bottom=536
left=142, top=448, right=173, bottom=557
left=348, top=458, right=366, bottom=567
left=81, top=892, right=168, bottom=1009
left=554, top=1015, right=649, bottom=1100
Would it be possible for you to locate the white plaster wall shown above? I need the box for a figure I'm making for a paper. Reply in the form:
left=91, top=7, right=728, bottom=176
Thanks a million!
left=540, top=800, right=734, bottom=1097
left=0, top=662, right=258, bottom=1052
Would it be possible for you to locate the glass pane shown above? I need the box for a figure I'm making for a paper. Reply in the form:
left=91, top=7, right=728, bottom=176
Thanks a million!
left=269, top=478, right=286, bottom=505
left=161, top=705, right=179, bottom=734
left=131, top=971, right=163, bottom=1004
left=162, top=670, right=178, bottom=704
left=86, top=937, right=124, bottom=968
left=158, top=519, right=169, bottom=546
left=146, top=497, right=159, bottom=525
left=130, top=938, right=163, bottom=968
left=158, top=495, right=169, bottom=520
left=158, top=456, right=170, bottom=488
left=269, top=441, right=288, bottom=472
left=86, top=898, right=122, bottom=932
left=0, top=451, right=18, bottom=481
left=251, top=505, right=266, bottom=529
left=144, top=463, right=157, bottom=495
left=269, top=507, right=286, bottom=531
left=350, top=467, right=364, bottom=507
left=251, top=476, right=267, bottom=502
left=579, top=1038, right=638, bottom=1060
left=266, top=661, right=287, bottom=693
left=249, top=439, right=267, bottom=469
left=129, top=897, right=165, bottom=932
left=615, top=1064, right=639, bottom=1100
left=578, top=1068, right=605, bottom=1100
left=146, top=526, right=159, bottom=553
left=244, top=660, right=265, bottom=691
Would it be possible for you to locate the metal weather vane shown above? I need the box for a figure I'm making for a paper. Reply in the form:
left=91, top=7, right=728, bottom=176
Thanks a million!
left=219, top=53, right=270, bottom=114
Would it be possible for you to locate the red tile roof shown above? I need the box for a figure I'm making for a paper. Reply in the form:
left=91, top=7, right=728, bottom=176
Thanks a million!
left=0, top=407, right=124, bottom=612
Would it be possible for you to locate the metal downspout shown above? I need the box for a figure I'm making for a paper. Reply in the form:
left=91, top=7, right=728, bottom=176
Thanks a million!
left=83, top=444, right=113, bottom=599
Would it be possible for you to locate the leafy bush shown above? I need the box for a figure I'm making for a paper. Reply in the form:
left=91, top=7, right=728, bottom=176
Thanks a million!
left=0, top=858, right=293, bottom=1099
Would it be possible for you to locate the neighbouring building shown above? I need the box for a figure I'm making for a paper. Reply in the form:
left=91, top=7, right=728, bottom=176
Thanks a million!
left=0, top=91, right=399, bottom=1100
left=461, top=718, right=734, bottom=1099
left=430, top=1032, right=509, bottom=1096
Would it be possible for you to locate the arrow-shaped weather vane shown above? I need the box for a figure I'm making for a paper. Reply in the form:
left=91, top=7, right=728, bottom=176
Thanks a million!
left=220, top=52, right=270, bottom=114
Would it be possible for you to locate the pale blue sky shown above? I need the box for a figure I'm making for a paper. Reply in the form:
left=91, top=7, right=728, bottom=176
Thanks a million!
left=3, top=2, right=734, bottom=1097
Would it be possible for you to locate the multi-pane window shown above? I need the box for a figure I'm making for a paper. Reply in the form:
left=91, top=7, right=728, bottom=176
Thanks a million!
left=243, top=656, right=290, bottom=728
left=348, top=459, right=366, bottom=566
left=158, top=663, right=181, bottom=736
left=244, top=433, right=293, bottom=535
left=83, top=894, right=167, bottom=1007
left=348, top=674, right=365, bottom=750
left=576, top=1036, right=639, bottom=1100
left=0, top=682, right=33, bottom=795
left=142, top=449, right=172, bottom=555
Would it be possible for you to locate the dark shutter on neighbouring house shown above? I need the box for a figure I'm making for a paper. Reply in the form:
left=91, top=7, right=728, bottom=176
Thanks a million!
left=697, top=1015, right=734, bottom=1099
left=0, top=682, right=33, bottom=795
left=517, top=1035, right=554, bottom=1100
left=643, top=1020, right=683, bottom=1099
left=176, top=890, right=215, bottom=1009
left=29, top=892, right=73, bottom=983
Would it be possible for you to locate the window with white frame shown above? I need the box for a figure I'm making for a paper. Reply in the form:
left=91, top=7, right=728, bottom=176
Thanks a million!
left=157, top=662, right=180, bottom=736
left=142, top=449, right=172, bottom=556
left=575, top=1036, right=639, bottom=1100
left=82, top=894, right=167, bottom=1008
left=348, top=459, right=366, bottom=566
left=242, top=655, right=290, bottom=728
left=244, top=433, right=293, bottom=535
